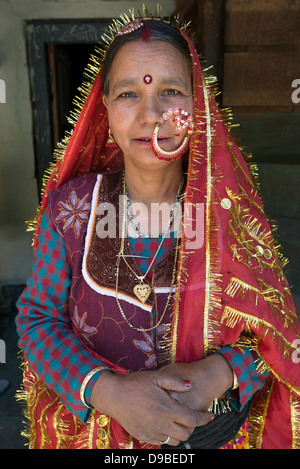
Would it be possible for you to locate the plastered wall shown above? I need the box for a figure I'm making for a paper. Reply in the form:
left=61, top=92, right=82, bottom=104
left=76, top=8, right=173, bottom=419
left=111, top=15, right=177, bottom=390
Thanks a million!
left=0, top=0, right=176, bottom=289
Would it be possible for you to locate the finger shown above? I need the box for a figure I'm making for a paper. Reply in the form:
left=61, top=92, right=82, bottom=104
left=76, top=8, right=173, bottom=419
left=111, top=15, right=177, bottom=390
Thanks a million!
left=156, top=411, right=214, bottom=447
left=158, top=436, right=181, bottom=447
left=171, top=400, right=214, bottom=429
left=153, top=372, right=192, bottom=393
left=157, top=420, right=195, bottom=447
left=188, top=409, right=214, bottom=427
left=168, top=390, right=185, bottom=404
left=141, top=435, right=181, bottom=447
left=156, top=426, right=192, bottom=447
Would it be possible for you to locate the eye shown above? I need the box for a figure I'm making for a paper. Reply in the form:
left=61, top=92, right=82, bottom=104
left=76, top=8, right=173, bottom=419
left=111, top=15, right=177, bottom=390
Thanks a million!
left=163, top=89, right=180, bottom=96
left=119, top=92, right=135, bottom=98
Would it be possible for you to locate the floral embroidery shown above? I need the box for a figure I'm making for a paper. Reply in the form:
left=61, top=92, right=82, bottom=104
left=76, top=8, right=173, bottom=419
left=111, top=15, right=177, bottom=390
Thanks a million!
left=56, top=191, right=90, bottom=237
left=133, top=325, right=169, bottom=368
left=133, top=331, right=156, bottom=368
left=72, top=306, right=97, bottom=348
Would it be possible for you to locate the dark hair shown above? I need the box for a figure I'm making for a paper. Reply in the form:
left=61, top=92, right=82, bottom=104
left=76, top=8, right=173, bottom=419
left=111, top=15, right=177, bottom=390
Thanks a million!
left=101, top=19, right=191, bottom=95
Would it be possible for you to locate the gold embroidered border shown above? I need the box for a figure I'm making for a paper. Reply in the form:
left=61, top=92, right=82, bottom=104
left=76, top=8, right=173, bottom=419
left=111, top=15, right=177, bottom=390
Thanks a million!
left=221, top=306, right=300, bottom=395
left=225, top=185, right=290, bottom=280
left=225, top=277, right=260, bottom=303
left=237, top=182, right=265, bottom=216
left=226, top=188, right=273, bottom=251
left=53, top=403, right=81, bottom=449
left=225, top=277, right=298, bottom=330
left=39, top=393, right=60, bottom=448
left=16, top=362, right=39, bottom=448
left=70, top=409, right=96, bottom=449
left=228, top=142, right=257, bottom=192
left=249, top=379, right=274, bottom=449
left=201, top=81, right=223, bottom=352
left=96, top=413, right=111, bottom=449
left=119, top=433, right=134, bottom=449
left=222, top=306, right=297, bottom=352
left=290, top=394, right=300, bottom=449
left=203, top=81, right=212, bottom=355
left=169, top=36, right=214, bottom=362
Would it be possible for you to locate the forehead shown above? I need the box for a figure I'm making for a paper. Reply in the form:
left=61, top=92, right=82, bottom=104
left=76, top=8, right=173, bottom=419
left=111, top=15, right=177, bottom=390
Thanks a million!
left=109, top=40, right=191, bottom=84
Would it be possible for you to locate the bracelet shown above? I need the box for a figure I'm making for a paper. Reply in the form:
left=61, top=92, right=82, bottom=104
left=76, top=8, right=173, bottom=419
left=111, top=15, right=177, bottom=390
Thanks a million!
left=231, top=370, right=239, bottom=390
left=80, top=366, right=111, bottom=409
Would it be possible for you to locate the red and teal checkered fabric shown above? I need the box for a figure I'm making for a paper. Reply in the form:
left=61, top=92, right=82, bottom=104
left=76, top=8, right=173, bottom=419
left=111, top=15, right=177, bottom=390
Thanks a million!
left=16, top=209, right=267, bottom=422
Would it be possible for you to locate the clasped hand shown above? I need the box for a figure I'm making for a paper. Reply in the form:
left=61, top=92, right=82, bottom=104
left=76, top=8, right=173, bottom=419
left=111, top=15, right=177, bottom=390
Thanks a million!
left=91, top=354, right=233, bottom=447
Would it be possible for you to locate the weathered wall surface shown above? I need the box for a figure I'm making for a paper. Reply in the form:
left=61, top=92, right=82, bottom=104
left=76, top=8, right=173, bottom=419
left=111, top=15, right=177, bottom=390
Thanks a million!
left=0, top=0, right=176, bottom=289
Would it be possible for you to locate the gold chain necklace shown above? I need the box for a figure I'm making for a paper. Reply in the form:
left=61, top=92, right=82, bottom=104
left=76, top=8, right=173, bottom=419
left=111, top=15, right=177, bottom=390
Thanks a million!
left=114, top=175, right=182, bottom=331
left=125, top=181, right=181, bottom=239
left=115, top=235, right=180, bottom=332
left=121, top=172, right=184, bottom=304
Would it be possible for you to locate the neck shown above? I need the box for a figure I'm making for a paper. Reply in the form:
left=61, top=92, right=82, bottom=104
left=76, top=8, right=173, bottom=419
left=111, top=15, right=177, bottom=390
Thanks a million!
left=124, top=162, right=184, bottom=207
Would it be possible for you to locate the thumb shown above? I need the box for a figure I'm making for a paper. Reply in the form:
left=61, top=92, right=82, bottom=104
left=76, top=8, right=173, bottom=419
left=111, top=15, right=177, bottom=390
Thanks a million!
left=154, top=373, right=192, bottom=393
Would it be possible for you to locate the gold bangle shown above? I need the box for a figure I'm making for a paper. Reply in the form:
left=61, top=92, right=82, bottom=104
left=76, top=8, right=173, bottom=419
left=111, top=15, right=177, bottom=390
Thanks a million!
left=231, top=370, right=239, bottom=390
left=80, top=366, right=111, bottom=409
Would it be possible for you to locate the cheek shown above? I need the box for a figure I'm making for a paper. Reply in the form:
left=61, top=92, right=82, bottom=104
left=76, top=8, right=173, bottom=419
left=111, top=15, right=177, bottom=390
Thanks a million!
left=108, top=108, right=134, bottom=148
left=108, top=104, right=134, bottom=131
left=186, top=97, right=194, bottom=117
left=107, top=108, right=125, bottom=135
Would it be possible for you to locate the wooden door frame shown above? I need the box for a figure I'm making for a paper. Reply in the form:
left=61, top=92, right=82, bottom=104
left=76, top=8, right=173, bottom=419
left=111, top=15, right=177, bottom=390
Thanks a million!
left=26, top=20, right=110, bottom=196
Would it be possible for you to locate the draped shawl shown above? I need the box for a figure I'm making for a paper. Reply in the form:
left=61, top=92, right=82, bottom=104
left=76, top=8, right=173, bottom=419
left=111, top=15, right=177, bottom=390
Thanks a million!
left=22, top=15, right=300, bottom=449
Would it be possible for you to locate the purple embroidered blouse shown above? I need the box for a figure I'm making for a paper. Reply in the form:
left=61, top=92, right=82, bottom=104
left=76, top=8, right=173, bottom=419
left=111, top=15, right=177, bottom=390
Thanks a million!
left=16, top=172, right=267, bottom=423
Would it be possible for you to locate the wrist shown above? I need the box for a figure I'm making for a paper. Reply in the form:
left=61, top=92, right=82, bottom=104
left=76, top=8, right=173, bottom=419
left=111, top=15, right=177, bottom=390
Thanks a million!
left=90, top=370, right=118, bottom=414
left=212, top=353, right=235, bottom=391
left=80, top=366, right=113, bottom=412
left=193, top=354, right=235, bottom=397
left=80, top=366, right=112, bottom=409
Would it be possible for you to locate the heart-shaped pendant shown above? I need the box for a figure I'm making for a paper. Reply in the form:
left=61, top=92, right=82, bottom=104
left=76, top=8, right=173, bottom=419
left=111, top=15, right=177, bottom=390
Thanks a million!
left=133, top=284, right=152, bottom=304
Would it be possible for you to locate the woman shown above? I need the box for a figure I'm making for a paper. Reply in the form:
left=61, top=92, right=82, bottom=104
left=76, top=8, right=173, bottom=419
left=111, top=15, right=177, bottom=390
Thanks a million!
left=16, top=13, right=299, bottom=449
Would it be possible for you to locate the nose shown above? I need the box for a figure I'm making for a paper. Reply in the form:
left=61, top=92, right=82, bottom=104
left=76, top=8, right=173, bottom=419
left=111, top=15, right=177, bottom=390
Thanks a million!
left=136, top=95, right=164, bottom=127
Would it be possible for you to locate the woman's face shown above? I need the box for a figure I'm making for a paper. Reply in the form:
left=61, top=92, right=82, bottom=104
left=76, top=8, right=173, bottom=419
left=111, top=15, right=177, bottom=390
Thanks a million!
left=103, top=40, right=193, bottom=170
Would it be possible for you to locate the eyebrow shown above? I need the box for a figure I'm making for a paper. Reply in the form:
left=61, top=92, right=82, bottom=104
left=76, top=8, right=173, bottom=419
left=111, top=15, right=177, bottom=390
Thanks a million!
left=159, top=77, right=188, bottom=88
left=111, top=79, right=139, bottom=94
left=111, top=76, right=189, bottom=94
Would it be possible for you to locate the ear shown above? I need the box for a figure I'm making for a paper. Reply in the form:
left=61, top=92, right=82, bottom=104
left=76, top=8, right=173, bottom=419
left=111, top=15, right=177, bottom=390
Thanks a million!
left=102, top=95, right=111, bottom=128
left=102, top=94, right=108, bottom=109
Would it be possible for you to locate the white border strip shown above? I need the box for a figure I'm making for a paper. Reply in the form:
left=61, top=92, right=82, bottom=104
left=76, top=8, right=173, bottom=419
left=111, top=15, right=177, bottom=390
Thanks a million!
left=81, top=174, right=152, bottom=312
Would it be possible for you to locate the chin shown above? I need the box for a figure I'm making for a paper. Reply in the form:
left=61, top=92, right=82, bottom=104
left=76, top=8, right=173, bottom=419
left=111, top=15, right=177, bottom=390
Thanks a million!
left=127, top=150, right=168, bottom=166
left=140, top=152, right=175, bottom=167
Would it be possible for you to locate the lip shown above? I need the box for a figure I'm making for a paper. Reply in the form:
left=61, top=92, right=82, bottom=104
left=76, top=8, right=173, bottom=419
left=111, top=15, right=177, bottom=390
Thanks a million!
left=133, top=136, right=169, bottom=145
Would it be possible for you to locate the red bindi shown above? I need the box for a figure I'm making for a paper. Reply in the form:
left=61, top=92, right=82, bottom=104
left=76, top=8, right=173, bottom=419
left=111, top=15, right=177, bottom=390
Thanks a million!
left=143, top=75, right=153, bottom=85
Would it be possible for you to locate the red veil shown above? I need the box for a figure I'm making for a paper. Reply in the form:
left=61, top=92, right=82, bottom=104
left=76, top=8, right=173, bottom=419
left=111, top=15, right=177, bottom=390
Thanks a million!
left=23, top=14, right=300, bottom=449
